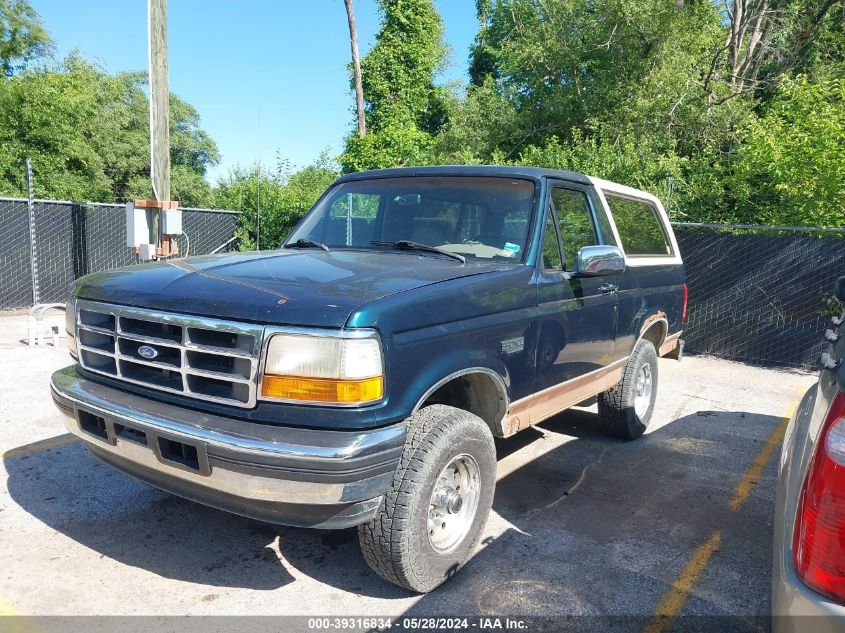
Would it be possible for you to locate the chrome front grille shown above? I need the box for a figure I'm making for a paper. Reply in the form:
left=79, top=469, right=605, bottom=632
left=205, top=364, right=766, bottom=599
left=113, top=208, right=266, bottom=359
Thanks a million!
left=74, top=300, right=264, bottom=408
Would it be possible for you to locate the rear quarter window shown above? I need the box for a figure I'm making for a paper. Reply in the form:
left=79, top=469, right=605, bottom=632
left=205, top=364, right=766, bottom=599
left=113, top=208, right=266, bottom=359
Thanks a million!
left=604, top=193, right=672, bottom=257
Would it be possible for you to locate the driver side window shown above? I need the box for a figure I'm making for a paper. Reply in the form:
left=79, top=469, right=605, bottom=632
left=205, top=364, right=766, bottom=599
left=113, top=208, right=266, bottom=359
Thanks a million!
left=551, top=187, right=597, bottom=271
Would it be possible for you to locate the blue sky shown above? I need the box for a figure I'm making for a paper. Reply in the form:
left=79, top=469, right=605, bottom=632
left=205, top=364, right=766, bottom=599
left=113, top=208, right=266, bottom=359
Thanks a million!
left=33, top=1, right=478, bottom=183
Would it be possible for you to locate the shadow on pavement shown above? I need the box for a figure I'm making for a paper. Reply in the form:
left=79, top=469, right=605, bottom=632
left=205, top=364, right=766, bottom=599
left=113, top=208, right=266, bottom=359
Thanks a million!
left=396, top=406, right=782, bottom=622
left=4, top=440, right=295, bottom=591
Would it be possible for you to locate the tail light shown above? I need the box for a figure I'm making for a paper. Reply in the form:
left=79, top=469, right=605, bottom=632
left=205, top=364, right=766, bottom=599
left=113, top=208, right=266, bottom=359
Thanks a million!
left=681, top=283, right=689, bottom=324
left=793, top=391, right=845, bottom=603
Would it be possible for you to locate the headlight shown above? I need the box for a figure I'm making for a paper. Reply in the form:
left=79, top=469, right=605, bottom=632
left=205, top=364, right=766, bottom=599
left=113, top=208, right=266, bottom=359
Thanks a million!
left=66, top=297, right=78, bottom=359
left=260, top=332, right=384, bottom=405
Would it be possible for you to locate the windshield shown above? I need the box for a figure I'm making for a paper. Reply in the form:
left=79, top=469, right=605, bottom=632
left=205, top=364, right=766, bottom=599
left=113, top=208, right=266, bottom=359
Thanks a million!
left=286, top=176, right=536, bottom=262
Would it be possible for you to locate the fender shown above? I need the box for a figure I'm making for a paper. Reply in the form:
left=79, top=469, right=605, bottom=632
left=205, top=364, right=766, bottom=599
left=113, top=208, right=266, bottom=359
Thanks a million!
left=633, top=310, right=683, bottom=357
left=413, top=367, right=508, bottom=412
left=398, top=346, right=511, bottom=434
left=636, top=312, right=668, bottom=346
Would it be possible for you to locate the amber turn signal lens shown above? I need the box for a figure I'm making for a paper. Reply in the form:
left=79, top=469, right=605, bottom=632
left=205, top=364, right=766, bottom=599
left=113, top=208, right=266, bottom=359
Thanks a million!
left=260, top=375, right=383, bottom=404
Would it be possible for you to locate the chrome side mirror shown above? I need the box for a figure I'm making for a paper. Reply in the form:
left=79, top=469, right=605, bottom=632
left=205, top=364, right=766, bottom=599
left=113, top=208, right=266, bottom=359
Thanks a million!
left=574, top=245, right=626, bottom=277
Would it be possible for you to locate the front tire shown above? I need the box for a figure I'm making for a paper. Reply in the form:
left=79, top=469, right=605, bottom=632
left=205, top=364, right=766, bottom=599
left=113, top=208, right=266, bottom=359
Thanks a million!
left=597, top=339, right=659, bottom=440
left=358, top=404, right=496, bottom=593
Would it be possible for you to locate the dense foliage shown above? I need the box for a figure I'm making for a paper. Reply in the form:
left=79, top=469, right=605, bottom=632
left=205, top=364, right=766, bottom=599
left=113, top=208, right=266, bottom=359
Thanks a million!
left=0, top=3, right=218, bottom=206
left=340, top=0, right=449, bottom=172
left=343, top=0, right=845, bottom=227
left=0, top=55, right=219, bottom=205
left=2, top=0, right=842, bottom=233
left=216, top=153, right=338, bottom=250
left=0, top=0, right=50, bottom=76
left=731, top=76, right=845, bottom=227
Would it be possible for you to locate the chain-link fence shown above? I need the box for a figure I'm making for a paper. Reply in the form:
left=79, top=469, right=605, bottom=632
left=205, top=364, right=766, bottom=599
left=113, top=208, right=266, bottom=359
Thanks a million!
left=2, top=198, right=843, bottom=369
left=0, top=197, right=240, bottom=310
left=674, top=223, right=845, bottom=369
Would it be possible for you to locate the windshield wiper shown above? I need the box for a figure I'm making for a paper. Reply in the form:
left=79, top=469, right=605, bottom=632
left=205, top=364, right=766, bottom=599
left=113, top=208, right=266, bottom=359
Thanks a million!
left=284, top=238, right=330, bottom=252
left=370, top=240, right=465, bottom=264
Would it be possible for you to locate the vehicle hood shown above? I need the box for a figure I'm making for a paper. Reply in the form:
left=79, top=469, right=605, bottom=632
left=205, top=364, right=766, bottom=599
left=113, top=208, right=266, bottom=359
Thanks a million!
left=73, top=249, right=509, bottom=327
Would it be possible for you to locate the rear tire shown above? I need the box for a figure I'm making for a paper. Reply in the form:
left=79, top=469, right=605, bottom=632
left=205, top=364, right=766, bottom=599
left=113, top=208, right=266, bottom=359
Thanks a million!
left=358, top=404, right=496, bottom=593
left=597, top=339, right=658, bottom=440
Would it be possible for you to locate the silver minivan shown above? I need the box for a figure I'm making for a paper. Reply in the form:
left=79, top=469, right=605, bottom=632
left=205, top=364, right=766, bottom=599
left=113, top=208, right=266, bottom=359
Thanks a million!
left=773, top=276, right=845, bottom=631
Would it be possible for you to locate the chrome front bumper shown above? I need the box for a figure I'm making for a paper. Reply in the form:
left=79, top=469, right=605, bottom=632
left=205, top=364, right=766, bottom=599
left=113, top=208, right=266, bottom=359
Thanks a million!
left=50, top=365, right=405, bottom=528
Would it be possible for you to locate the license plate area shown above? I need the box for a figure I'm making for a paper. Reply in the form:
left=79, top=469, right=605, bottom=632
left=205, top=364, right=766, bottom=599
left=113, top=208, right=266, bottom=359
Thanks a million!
left=74, top=407, right=211, bottom=476
left=113, top=423, right=148, bottom=446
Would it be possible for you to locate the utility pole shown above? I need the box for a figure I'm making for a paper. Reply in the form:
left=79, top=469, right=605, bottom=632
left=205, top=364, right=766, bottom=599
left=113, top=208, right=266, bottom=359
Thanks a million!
left=148, top=0, right=170, bottom=203
left=344, top=0, right=366, bottom=137
left=129, top=0, right=180, bottom=259
left=126, top=0, right=180, bottom=260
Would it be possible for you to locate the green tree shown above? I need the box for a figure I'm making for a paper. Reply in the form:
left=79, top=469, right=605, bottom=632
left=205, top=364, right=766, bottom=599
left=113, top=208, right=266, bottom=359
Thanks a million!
left=702, top=0, right=844, bottom=99
left=0, top=0, right=51, bottom=76
left=341, top=0, right=448, bottom=172
left=217, top=153, right=338, bottom=250
left=468, top=0, right=496, bottom=86
left=0, top=55, right=109, bottom=199
left=0, top=54, right=219, bottom=205
left=731, top=76, right=845, bottom=227
left=514, top=133, right=687, bottom=213
left=446, top=0, right=742, bottom=159
left=432, top=0, right=845, bottom=225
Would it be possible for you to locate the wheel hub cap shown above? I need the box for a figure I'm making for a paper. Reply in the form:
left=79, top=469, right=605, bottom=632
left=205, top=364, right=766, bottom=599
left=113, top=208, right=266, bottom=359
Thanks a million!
left=434, top=489, right=464, bottom=514
left=427, top=454, right=481, bottom=553
left=634, top=362, right=653, bottom=418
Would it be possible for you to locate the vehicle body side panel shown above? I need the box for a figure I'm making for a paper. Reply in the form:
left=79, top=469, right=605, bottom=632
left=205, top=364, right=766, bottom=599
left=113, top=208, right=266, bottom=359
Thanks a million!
left=615, top=264, right=686, bottom=358
left=535, top=272, right=617, bottom=388
left=347, top=265, right=539, bottom=417
left=773, top=327, right=845, bottom=629
left=588, top=179, right=686, bottom=358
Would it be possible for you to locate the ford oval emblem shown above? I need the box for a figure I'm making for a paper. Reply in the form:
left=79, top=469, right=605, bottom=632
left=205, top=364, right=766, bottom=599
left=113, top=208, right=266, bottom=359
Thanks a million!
left=137, top=345, right=159, bottom=360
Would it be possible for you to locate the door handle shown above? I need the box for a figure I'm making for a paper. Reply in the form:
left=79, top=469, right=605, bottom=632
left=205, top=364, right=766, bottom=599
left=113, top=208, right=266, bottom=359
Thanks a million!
left=599, top=283, right=618, bottom=294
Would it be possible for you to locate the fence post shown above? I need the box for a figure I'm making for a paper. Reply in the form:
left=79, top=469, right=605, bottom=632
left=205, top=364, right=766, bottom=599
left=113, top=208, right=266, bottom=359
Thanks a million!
left=25, top=158, right=40, bottom=306
left=70, top=202, right=89, bottom=279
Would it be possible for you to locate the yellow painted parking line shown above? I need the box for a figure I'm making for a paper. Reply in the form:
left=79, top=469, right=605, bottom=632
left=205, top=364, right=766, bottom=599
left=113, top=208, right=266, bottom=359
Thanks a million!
left=643, top=391, right=805, bottom=633
left=0, top=598, right=21, bottom=616
left=728, top=414, right=792, bottom=511
left=728, top=391, right=802, bottom=511
left=0, top=599, right=40, bottom=633
left=643, top=530, right=722, bottom=633
left=1, top=434, right=76, bottom=460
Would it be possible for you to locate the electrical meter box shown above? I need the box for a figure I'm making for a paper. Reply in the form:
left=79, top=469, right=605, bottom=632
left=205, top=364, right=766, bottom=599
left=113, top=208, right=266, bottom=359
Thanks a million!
left=125, top=200, right=182, bottom=260
left=126, top=202, right=183, bottom=248
left=125, top=202, right=148, bottom=248
left=138, top=243, right=157, bottom=260
left=162, top=208, right=183, bottom=235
